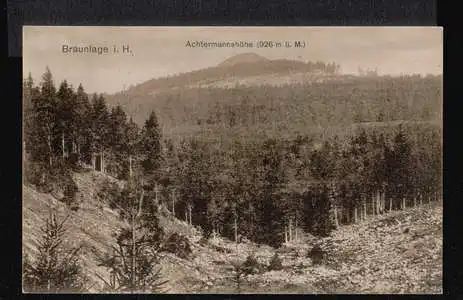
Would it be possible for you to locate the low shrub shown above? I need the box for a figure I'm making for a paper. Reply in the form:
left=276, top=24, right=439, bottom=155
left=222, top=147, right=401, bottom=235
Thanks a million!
left=308, top=244, right=326, bottom=265
left=62, top=174, right=78, bottom=206
left=24, top=158, right=79, bottom=209
left=241, top=253, right=262, bottom=275
left=161, top=233, right=192, bottom=259
left=97, top=179, right=121, bottom=209
left=268, top=253, right=283, bottom=271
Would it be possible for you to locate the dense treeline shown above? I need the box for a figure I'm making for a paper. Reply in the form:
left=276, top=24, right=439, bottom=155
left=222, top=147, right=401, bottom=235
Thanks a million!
left=24, top=68, right=442, bottom=251
left=23, top=68, right=168, bottom=292
left=24, top=68, right=147, bottom=182
left=167, top=125, right=441, bottom=246
left=108, top=74, right=442, bottom=135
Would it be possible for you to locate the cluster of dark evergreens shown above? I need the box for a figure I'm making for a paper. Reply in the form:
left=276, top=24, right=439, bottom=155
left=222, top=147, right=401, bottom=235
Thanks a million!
left=24, top=68, right=442, bottom=252
left=166, top=124, right=441, bottom=247
left=23, top=68, right=169, bottom=293
left=23, top=68, right=147, bottom=182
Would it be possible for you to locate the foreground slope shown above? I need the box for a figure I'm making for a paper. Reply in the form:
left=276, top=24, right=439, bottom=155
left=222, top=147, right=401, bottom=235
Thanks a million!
left=22, top=170, right=198, bottom=292
left=22, top=171, right=125, bottom=292
left=157, top=202, right=442, bottom=294
left=22, top=170, right=442, bottom=293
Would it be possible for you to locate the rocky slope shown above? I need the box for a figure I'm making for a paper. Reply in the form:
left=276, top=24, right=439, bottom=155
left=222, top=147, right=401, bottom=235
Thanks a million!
left=22, top=170, right=442, bottom=294
left=157, top=202, right=442, bottom=294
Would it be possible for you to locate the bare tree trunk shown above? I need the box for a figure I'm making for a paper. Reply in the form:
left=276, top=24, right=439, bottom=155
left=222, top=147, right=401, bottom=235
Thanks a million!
left=47, top=134, right=53, bottom=168
left=363, top=198, right=367, bottom=220
left=40, top=172, right=46, bottom=185
left=285, top=225, right=288, bottom=243
left=91, top=153, right=96, bottom=171
left=76, top=141, right=81, bottom=164
left=284, top=226, right=288, bottom=243
left=413, top=194, right=417, bottom=208
left=71, top=137, right=75, bottom=154
left=171, top=188, right=175, bottom=216
left=379, top=191, right=383, bottom=214
left=371, top=194, right=375, bottom=216
left=62, top=132, right=66, bottom=159
left=137, top=181, right=144, bottom=221
left=380, top=191, right=383, bottom=214
left=389, top=197, right=393, bottom=213
left=333, top=206, right=339, bottom=228
left=289, top=218, right=293, bottom=241
left=154, top=182, right=160, bottom=213
left=419, top=192, right=422, bottom=206
left=131, top=212, right=136, bottom=291
left=375, top=191, right=379, bottom=215
left=234, top=212, right=238, bottom=243
left=383, top=192, right=386, bottom=213
left=101, top=151, right=105, bottom=173
left=129, top=155, right=133, bottom=178
left=402, top=197, right=406, bottom=210
left=354, top=206, right=358, bottom=223
left=295, top=218, right=298, bottom=241
left=188, top=204, right=192, bottom=225
left=185, top=210, right=188, bottom=223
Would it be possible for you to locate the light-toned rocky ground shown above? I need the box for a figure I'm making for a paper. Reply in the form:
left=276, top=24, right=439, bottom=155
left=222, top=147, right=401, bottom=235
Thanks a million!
left=22, top=170, right=442, bottom=294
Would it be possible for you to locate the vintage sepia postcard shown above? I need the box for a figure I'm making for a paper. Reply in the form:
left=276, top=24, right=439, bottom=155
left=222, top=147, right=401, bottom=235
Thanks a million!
left=22, top=26, right=442, bottom=294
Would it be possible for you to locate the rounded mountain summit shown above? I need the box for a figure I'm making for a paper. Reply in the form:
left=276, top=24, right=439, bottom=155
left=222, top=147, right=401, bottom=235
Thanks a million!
left=217, top=53, right=270, bottom=67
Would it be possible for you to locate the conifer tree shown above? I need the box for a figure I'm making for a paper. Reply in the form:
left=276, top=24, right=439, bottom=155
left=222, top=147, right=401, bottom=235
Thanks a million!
left=56, top=80, right=76, bottom=160
left=255, top=138, right=285, bottom=247
left=30, top=67, right=58, bottom=167
left=96, top=179, right=167, bottom=293
left=23, top=211, right=85, bottom=292
left=125, top=117, right=140, bottom=179
left=140, top=111, right=162, bottom=182
left=74, top=84, right=92, bottom=164
left=109, top=105, right=128, bottom=154
left=90, top=94, right=110, bottom=171
left=23, top=73, right=40, bottom=157
left=390, top=127, right=412, bottom=209
left=108, top=105, right=128, bottom=176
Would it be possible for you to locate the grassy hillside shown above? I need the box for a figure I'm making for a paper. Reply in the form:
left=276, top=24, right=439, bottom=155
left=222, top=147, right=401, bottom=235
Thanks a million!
left=22, top=169, right=442, bottom=293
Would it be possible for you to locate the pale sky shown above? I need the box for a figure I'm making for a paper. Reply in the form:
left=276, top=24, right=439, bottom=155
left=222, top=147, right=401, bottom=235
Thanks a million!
left=23, top=26, right=443, bottom=94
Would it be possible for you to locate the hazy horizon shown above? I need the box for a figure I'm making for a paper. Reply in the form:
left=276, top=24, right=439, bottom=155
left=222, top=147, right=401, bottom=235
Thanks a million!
left=23, top=26, right=443, bottom=94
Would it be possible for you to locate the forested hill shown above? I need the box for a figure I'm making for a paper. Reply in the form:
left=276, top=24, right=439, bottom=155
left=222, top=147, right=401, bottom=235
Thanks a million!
left=103, top=55, right=441, bottom=139
left=107, top=54, right=340, bottom=96
left=104, top=55, right=347, bottom=127
left=22, top=67, right=442, bottom=293
left=217, top=52, right=270, bottom=67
